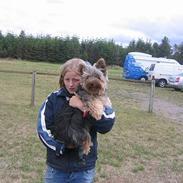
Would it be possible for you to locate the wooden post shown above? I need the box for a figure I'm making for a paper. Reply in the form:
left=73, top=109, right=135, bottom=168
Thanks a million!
left=148, top=77, right=155, bottom=113
left=31, top=71, right=36, bottom=106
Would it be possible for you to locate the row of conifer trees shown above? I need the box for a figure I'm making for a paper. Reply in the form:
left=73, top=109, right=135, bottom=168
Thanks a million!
left=0, top=31, right=182, bottom=65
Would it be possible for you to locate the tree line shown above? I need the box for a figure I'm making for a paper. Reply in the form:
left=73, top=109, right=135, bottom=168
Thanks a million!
left=0, top=30, right=183, bottom=65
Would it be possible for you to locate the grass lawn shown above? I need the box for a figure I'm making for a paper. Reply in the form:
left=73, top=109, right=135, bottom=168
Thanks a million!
left=0, top=58, right=183, bottom=183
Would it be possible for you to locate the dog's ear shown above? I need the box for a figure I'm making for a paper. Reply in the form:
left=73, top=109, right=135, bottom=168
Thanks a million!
left=95, top=58, right=106, bottom=69
left=78, top=63, right=85, bottom=75
left=94, top=58, right=107, bottom=77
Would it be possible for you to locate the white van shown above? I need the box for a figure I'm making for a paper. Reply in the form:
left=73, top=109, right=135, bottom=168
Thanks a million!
left=123, top=52, right=180, bottom=80
left=148, top=63, right=183, bottom=87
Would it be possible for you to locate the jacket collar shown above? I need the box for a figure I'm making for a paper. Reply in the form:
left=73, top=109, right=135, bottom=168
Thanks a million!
left=56, top=87, right=74, bottom=98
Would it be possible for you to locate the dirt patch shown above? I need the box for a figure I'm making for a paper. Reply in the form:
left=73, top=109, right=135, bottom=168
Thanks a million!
left=127, top=92, right=183, bottom=123
left=152, top=99, right=183, bottom=123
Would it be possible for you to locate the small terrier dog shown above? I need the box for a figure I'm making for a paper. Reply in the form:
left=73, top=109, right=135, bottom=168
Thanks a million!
left=53, top=59, right=111, bottom=161
left=78, top=60, right=111, bottom=120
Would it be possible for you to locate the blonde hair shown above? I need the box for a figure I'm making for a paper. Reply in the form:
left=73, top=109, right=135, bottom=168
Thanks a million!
left=59, top=58, right=85, bottom=88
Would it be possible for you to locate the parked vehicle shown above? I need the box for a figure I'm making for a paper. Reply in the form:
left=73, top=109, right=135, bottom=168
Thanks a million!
left=148, top=63, right=183, bottom=87
left=168, top=73, right=183, bottom=91
left=123, top=52, right=180, bottom=80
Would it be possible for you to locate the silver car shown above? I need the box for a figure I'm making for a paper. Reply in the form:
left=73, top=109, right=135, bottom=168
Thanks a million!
left=168, top=73, right=183, bottom=91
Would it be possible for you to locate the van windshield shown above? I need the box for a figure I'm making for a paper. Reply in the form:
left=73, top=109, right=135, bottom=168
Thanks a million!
left=149, top=64, right=155, bottom=71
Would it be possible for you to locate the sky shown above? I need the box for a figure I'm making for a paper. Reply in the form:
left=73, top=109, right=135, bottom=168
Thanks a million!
left=1, top=0, right=183, bottom=46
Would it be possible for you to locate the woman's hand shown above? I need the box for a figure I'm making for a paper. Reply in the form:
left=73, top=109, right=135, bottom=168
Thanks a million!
left=69, top=95, right=85, bottom=112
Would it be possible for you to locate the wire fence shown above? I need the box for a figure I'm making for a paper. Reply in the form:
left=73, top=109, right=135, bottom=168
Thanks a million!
left=0, top=69, right=155, bottom=112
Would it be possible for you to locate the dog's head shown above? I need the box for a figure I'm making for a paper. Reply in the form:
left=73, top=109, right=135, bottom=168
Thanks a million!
left=79, top=63, right=106, bottom=96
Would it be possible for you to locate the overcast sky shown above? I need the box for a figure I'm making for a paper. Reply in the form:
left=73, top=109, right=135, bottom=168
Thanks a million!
left=1, top=0, right=183, bottom=46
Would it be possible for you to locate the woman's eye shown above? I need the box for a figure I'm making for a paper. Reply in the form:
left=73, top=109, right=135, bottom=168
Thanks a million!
left=73, top=79, right=80, bottom=82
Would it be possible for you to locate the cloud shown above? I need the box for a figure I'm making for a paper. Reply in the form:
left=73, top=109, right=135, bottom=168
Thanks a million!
left=0, top=0, right=183, bottom=46
left=124, top=15, right=183, bottom=45
left=46, top=0, right=64, bottom=4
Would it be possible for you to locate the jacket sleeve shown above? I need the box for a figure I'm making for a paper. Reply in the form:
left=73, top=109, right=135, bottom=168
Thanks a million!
left=37, top=94, right=65, bottom=156
left=90, top=106, right=115, bottom=134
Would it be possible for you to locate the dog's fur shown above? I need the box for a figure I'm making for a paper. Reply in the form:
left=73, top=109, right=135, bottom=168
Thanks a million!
left=53, top=59, right=110, bottom=160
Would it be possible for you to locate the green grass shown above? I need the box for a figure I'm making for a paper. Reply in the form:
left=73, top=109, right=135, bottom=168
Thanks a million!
left=0, top=58, right=60, bottom=74
left=0, top=58, right=183, bottom=183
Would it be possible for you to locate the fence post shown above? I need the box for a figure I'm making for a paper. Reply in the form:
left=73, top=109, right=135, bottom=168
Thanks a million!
left=31, top=71, right=36, bottom=106
left=148, top=77, right=155, bottom=113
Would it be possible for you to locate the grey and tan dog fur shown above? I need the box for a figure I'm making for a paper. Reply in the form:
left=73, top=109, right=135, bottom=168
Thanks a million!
left=78, top=59, right=111, bottom=121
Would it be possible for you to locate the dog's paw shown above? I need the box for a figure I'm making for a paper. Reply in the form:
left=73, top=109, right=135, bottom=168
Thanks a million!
left=88, top=99, right=103, bottom=120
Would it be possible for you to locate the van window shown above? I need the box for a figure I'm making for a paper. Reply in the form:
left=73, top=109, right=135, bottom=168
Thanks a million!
left=149, top=64, right=155, bottom=71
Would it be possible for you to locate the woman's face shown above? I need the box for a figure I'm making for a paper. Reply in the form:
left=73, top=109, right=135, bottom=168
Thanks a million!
left=64, top=71, right=81, bottom=94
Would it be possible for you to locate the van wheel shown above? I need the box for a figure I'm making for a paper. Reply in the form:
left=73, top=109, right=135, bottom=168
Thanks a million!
left=140, top=76, right=147, bottom=81
left=158, top=79, right=167, bottom=87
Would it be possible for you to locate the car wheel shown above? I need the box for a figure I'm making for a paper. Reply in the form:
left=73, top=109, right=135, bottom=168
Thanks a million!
left=158, top=79, right=167, bottom=87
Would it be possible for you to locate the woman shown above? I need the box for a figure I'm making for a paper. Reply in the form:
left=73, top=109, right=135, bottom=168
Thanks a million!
left=37, top=58, right=115, bottom=183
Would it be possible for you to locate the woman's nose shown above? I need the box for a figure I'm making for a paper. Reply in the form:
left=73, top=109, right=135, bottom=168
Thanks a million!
left=69, top=80, right=73, bottom=86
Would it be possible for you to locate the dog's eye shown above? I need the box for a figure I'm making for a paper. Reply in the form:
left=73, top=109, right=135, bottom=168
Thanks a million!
left=85, top=75, right=90, bottom=79
left=95, top=75, right=101, bottom=80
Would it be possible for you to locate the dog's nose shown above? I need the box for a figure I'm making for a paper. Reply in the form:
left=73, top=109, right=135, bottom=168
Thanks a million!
left=87, top=82, right=102, bottom=94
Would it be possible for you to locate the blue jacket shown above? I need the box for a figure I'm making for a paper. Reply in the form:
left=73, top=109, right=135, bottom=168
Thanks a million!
left=37, top=87, right=115, bottom=172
